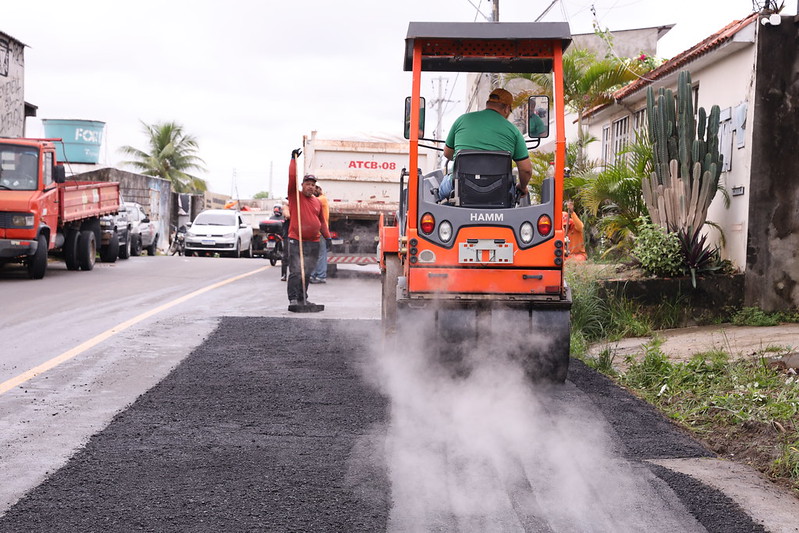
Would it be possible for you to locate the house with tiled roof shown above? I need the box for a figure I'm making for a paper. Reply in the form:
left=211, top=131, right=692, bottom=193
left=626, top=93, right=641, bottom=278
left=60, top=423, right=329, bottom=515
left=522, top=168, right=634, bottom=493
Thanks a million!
left=583, top=10, right=799, bottom=311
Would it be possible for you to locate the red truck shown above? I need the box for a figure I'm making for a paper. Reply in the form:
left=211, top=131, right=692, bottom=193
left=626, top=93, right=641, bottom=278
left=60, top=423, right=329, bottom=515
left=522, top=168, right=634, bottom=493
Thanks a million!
left=0, top=138, right=120, bottom=279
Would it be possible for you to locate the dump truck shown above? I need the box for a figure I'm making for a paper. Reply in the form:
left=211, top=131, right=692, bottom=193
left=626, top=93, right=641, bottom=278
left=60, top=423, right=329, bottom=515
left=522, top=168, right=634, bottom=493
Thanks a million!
left=0, top=138, right=120, bottom=278
left=302, top=132, right=435, bottom=274
left=379, top=22, right=573, bottom=382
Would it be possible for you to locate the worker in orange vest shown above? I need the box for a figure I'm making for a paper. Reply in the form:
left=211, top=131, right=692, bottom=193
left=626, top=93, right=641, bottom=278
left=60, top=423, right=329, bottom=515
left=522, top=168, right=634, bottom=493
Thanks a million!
left=562, top=199, right=586, bottom=261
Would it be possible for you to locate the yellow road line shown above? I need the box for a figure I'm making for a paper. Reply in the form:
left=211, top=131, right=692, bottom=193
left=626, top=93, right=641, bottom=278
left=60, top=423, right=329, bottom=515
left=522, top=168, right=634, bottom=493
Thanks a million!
left=0, top=265, right=271, bottom=396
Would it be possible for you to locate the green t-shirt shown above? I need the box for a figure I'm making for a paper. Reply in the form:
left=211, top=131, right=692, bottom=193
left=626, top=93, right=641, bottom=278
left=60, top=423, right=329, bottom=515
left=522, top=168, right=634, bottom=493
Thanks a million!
left=529, top=113, right=546, bottom=136
left=445, top=109, right=529, bottom=161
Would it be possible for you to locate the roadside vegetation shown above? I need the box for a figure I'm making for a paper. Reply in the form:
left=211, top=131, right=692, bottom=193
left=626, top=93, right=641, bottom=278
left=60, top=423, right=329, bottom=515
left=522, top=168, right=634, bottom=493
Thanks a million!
left=511, top=39, right=799, bottom=494
left=568, top=266, right=799, bottom=494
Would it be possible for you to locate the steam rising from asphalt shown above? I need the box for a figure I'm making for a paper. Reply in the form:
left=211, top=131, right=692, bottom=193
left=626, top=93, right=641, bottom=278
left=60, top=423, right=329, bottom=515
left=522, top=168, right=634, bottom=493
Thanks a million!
left=351, top=314, right=704, bottom=532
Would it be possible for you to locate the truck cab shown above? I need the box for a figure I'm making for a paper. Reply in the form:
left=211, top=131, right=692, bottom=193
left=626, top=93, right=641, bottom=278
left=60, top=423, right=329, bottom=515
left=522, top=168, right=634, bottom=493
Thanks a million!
left=0, top=140, right=64, bottom=264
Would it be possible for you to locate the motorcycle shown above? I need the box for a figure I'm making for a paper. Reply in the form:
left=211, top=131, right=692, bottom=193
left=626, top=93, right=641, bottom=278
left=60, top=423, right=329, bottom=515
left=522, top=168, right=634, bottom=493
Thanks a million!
left=169, top=225, right=186, bottom=256
left=259, top=219, right=284, bottom=266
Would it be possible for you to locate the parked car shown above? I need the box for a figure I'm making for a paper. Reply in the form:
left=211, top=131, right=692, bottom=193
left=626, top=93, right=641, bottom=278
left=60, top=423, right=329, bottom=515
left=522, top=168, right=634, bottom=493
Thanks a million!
left=99, top=195, right=132, bottom=261
left=184, top=209, right=254, bottom=258
left=126, top=201, right=158, bottom=256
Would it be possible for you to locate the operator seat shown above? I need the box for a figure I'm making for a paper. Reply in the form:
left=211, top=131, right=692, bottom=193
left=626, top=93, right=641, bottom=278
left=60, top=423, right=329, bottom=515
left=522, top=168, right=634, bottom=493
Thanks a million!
left=453, top=150, right=514, bottom=208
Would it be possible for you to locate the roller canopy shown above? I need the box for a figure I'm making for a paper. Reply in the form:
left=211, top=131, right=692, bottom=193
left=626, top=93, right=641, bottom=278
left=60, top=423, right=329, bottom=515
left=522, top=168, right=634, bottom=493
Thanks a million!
left=404, top=22, right=572, bottom=73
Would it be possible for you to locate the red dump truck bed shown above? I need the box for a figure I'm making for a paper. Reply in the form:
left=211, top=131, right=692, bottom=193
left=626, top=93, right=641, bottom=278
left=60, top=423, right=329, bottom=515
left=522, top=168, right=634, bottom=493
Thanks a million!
left=59, top=181, right=120, bottom=222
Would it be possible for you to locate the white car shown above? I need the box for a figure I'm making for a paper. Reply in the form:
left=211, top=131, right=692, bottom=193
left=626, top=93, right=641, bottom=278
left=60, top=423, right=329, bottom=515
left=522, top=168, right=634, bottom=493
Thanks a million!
left=184, top=209, right=254, bottom=258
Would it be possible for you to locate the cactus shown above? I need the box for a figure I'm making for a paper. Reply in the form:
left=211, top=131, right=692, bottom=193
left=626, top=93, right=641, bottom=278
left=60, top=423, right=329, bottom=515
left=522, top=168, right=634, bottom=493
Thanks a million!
left=642, top=70, right=723, bottom=234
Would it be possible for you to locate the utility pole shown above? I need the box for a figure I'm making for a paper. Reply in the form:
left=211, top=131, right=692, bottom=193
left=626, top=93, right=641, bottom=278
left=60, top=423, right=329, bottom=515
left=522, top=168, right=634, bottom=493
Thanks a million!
left=490, top=0, right=500, bottom=89
left=430, top=76, right=456, bottom=141
left=430, top=76, right=457, bottom=166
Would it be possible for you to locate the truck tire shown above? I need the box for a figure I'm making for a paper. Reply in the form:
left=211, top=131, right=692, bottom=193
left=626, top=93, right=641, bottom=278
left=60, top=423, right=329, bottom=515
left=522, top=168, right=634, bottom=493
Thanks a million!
left=146, top=234, right=158, bottom=256
left=27, top=235, right=48, bottom=279
left=131, top=235, right=142, bottom=256
left=64, top=229, right=80, bottom=271
left=119, top=228, right=131, bottom=259
left=100, top=230, right=119, bottom=263
left=77, top=229, right=96, bottom=271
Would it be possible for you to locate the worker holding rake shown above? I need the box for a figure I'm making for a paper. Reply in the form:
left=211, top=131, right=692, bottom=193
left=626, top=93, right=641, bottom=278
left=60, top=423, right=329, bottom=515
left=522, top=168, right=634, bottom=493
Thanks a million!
left=286, top=148, right=332, bottom=312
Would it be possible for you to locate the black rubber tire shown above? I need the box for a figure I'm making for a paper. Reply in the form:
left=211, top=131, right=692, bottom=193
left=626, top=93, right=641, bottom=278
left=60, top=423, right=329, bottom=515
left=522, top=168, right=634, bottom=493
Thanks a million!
left=100, top=230, right=119, bottom=263
left=243, top=239, right=252, bottom=258
left=232, top=240, right=241, bottom=259
left=119, top=228, right=131, bottom=259
left=64, top=229, right=80, bottom=271
left=146, top=234, right=158, bottom=256
left=27, top=235, right=48, bottom=279
left=131, top=235, right=142, bottom=256
left=77, top=230, right=96, bottom=271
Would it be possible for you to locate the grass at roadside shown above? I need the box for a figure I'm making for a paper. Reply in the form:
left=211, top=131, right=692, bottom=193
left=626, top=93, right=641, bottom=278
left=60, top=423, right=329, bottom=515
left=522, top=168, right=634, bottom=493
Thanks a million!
left=567, top=266, right=799, bottom=494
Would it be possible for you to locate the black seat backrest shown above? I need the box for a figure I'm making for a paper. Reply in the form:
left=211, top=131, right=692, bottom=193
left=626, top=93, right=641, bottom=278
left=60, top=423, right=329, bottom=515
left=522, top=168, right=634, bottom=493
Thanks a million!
left=454, top=150, right=513, bottom=208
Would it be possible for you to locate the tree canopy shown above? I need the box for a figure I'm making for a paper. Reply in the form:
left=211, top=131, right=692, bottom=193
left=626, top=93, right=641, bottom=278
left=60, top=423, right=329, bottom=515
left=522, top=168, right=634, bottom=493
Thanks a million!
left=119, top=121, right=208, bottom=193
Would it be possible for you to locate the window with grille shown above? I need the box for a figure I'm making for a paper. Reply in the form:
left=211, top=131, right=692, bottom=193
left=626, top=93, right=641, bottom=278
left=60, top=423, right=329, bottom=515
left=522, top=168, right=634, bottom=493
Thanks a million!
left=601, top=125, right=611, bottom=165
left=612, top=116, right=630, bottom=162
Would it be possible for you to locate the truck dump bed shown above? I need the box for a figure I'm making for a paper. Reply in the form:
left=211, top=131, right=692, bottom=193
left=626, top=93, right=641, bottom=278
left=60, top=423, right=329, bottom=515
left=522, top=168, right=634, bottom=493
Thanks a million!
left=60, top=181, right=120, bottom=223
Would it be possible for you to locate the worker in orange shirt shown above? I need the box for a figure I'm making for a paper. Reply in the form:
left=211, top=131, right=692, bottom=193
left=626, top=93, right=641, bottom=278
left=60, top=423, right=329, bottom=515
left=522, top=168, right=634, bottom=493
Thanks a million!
left=562, top=199, right=586, bottom=261
left=310, top=185, right=331, bottom=283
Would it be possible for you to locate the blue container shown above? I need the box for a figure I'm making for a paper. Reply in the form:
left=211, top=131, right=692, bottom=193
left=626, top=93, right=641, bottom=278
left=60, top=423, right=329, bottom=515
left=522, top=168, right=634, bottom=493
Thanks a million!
left=42, top=119, right=105, bottom=164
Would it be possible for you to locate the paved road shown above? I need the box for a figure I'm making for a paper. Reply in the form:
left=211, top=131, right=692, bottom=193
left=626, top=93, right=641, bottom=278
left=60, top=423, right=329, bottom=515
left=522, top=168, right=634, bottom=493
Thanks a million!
left=0, top=257, right=796, bottom=531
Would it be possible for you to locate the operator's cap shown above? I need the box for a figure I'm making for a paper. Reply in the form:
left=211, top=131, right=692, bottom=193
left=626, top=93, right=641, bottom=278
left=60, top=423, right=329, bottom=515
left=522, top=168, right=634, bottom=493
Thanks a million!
left=487, top=88, right=513, bottom=107
left=302, top=174, right=317, bottom=183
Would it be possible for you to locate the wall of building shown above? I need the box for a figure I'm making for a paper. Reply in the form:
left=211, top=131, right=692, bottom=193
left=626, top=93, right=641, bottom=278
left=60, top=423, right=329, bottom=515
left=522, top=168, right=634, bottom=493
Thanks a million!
left=696, top=38, right=757, bottom=269
left=0, top=32, right=25, bottom=137
left=75, top=167, right=172, bottom=252
left=583, top=37, right=757, bottom=270
left=746, top=16, right=799, bottom=311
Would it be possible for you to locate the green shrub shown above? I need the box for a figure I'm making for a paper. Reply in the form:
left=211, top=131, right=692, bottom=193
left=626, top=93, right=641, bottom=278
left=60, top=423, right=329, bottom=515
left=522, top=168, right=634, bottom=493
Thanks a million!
left=633, top=219, right=684, bottom=277
left=732, top=307, right=781, bottom=327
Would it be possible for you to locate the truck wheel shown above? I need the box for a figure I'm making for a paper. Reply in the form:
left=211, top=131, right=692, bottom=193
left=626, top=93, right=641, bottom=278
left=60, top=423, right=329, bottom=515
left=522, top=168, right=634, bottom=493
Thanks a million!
left=64, top=229, right=80, bottom=271
left=27, top=235, right=48, bottom=279
left=131, top=235, right=142, bottom=256
left=77, top=230, right=96, bottom=271
left=100, top=230, right=119, bottom=263
left=119, top=228, right=131, bottom=259
left=146, top=234, right=158, bottom=256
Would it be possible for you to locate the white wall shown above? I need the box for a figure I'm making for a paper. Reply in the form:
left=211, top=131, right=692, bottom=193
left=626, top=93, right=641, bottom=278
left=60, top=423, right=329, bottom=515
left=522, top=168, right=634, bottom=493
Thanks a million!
left=0, top=33, right=25, bottom=137
left=584, top=34, right=758, bottom=269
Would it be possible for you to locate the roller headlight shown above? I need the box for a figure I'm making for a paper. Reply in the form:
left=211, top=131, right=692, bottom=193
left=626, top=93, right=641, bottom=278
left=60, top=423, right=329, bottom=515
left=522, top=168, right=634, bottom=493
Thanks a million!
left=438, top=220, right=453, bottom=242
left=520, top=221, right=534, bottom=243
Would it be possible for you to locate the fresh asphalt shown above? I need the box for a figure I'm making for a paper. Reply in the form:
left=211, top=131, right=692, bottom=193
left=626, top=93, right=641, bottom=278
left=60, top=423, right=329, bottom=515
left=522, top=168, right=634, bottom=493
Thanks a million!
left=0, top=313, right=770, bottom=532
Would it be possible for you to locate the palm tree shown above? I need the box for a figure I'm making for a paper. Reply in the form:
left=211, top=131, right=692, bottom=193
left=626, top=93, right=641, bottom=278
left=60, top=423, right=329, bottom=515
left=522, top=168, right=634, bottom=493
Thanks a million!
left=507, top=48, right=648, bottom=168
left=571, top=131, right=652, bottom=257
left=119, top=121, right=208, bottom=193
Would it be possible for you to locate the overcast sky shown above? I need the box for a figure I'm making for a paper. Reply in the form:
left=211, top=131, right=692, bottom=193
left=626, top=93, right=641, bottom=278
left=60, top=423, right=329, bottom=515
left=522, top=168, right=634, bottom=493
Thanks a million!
left=3, top=0, right=790, bottom=198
